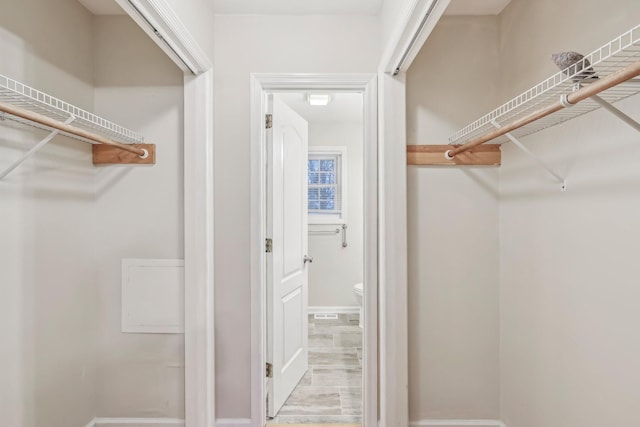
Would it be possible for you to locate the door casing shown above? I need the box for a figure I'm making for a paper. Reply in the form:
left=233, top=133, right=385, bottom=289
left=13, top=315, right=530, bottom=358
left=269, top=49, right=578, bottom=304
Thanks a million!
left=250, top=74, right=378, bottom=427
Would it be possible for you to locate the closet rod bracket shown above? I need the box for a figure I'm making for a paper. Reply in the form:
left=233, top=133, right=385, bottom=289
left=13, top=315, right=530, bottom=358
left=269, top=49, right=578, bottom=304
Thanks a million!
left=560, top=93, right=575, bottom=108
left=492, top=120, right=567, bottom=192
left=589, top=94, right=640, bottom=133
left=0, top=115, right=76, bottom=180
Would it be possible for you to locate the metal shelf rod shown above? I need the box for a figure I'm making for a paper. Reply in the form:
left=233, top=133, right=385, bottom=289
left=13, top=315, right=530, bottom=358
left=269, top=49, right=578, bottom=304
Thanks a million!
left=446, top=60, right=640, bottom=159
left=493, top=121, right=567, bottom=192
left=590, top=94, right=640, bottom=132
left=0, top=115, right=75, bottom=180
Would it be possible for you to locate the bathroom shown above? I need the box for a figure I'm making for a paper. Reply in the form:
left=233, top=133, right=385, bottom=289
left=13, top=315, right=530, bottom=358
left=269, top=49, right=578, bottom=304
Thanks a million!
left=266, top=92, right=365, bottom=424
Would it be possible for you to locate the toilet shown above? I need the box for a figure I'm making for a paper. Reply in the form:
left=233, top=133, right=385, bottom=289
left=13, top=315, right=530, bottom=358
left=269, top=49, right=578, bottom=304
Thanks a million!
left=353, top=282, right=363, bottom=328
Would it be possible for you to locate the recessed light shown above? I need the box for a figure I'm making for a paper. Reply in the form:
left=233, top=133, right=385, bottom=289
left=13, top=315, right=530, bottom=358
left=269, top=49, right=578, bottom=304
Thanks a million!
left=307, top=93, right=332, bottom=106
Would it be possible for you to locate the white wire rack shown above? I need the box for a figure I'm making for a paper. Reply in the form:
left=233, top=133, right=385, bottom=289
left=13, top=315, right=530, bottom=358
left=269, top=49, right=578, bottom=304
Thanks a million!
left=449, top=24, right=640, bottom=146
left=0, top=73, right=144, bottom=145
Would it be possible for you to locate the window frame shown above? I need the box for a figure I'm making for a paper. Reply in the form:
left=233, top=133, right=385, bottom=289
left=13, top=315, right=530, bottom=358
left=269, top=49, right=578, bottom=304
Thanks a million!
left=307, top=146, right=347, bottom=224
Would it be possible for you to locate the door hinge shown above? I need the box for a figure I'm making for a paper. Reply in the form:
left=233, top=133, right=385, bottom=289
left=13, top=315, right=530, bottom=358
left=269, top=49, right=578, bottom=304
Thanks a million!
left=266, top=362, right=273, bottom=378
left=265, top=114, right=273, bottom=129
left=265, top=238, right=273, bottom=253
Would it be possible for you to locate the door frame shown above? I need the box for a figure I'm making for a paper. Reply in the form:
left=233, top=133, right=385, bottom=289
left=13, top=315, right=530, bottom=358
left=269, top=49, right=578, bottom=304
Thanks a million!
left=114, top=2, right=215, bottom=426
left=250, top=74, right=378, bottom=427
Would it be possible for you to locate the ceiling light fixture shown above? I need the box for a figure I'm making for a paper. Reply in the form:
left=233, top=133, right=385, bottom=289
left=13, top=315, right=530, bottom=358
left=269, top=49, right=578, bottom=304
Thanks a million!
left=307, top=93, right=332, bottom=106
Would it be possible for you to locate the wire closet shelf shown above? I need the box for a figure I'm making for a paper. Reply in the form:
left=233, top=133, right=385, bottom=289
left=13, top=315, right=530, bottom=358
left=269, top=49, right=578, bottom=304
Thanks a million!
left=0, top=73, right=144, bottom=145
left=448, top=24, right=640, bottom=146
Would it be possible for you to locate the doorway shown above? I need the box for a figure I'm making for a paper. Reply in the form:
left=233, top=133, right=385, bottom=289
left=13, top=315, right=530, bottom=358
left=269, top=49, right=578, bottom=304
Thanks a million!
left=250, top=74, right=378, bottom=427
left=265, top=92, right=365, bottom=424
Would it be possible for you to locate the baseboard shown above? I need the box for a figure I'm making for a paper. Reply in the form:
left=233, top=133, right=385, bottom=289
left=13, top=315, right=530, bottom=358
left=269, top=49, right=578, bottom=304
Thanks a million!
left=410, top=420, right=507, bottom=427
left=216, top=419, right=252, bottom=427
left=93, top=418, right=185, bottom=427
left=308, top=306, right=359, bottom=314
left=87, top=416, right=504, bottom=427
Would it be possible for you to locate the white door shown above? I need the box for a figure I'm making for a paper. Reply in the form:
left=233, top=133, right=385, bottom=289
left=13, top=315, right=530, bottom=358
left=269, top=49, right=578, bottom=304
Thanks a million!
left=266, top=96, right=309, bottom=417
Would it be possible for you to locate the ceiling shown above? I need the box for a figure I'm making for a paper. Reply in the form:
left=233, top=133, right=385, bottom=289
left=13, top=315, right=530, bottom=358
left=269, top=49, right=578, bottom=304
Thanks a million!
left=277, top=93, right=363, bottom=125
left=445, top=0, right=512, bottom=15
left=78, top=0, right=512, bottom=16
left=77, top=0, right=124, bottom=15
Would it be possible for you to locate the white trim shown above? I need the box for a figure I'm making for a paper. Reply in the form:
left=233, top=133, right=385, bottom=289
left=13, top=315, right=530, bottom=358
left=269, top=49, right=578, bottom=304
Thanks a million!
left=377, top=73, right=408, bottom=427
left=184, top=69, right=216, bottom=427
left=308, top=306, right=359, bottom=314
left=93, top=418, right=185, bottom=426
left=250, top=73, right=378, bottom=427
left=377, top=4, right=446, bottom=426
left=380, top=0, right=452, bottom=74
left=361, top=75, right=379, bottom=427
left=87, top=416, right=259, bottom=427
left=308, top=146, right=347, bottom=153
left=113, top=0, right=211, bottom=74
left=409, top=420, right=507, bottom=427
left=254, top=74, right=379, bottom=91
left=215, top=419, right=252, bottom=427
left=249, top=75, right=266, bottom=427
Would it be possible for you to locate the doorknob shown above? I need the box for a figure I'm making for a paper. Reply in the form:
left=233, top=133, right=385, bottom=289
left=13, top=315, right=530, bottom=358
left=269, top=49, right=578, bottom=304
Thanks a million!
left=303, top=255, right=314, bottom=264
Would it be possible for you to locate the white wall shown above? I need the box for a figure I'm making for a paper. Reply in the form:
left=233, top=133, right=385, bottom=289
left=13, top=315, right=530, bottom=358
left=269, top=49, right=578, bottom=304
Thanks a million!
left=163, top=0, right=215, bottom=59
left=407, top=3, right=640, bottom=425
left=307, top=122, right=364, bottom=309
left=0, top=6, right=185, bottom=425
left=92, top=16, right=185, bottom=419
left=380, top=0, right=412, bottom=62
left=0, top=1, right=97, bottom=426
left=213, top=14, right=379, bottom=418
left=406, top=15, right=501, bottom=421
left=498, top=1, right=640, bottom=426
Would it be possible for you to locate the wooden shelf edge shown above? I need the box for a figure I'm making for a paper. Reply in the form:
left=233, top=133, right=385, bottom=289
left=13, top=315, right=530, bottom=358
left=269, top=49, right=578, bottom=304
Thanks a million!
left=93, top=143, right=156, bottom=165
left=407, top=144, right=500, bottom=166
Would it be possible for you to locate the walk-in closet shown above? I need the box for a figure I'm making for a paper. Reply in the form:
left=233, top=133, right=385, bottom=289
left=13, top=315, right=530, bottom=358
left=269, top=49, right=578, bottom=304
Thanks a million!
left=1, top=1, right=185, bottom=426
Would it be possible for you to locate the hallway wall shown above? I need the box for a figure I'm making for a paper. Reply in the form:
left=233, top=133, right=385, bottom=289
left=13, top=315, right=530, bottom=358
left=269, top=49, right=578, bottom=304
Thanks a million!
left=213, top=14, right=379, bottom=418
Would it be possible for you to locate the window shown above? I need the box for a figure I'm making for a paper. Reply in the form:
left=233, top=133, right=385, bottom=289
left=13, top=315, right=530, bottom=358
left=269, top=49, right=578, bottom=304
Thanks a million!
left=308, top=147, right=346, bottom=224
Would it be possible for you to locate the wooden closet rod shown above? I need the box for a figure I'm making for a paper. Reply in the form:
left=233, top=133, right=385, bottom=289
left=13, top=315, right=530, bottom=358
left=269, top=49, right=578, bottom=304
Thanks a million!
left=0, top=100, right=146, bottom=156
left=447, top=60, right=640, bottom=158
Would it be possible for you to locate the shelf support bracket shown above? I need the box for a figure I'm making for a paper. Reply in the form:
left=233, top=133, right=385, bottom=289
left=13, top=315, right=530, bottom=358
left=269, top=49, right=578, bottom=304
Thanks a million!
left=492, top=120, right=567, bottom=192
left=589, top=94, right=640, bottom=133
left=0, top=115, right=76, bottom=180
